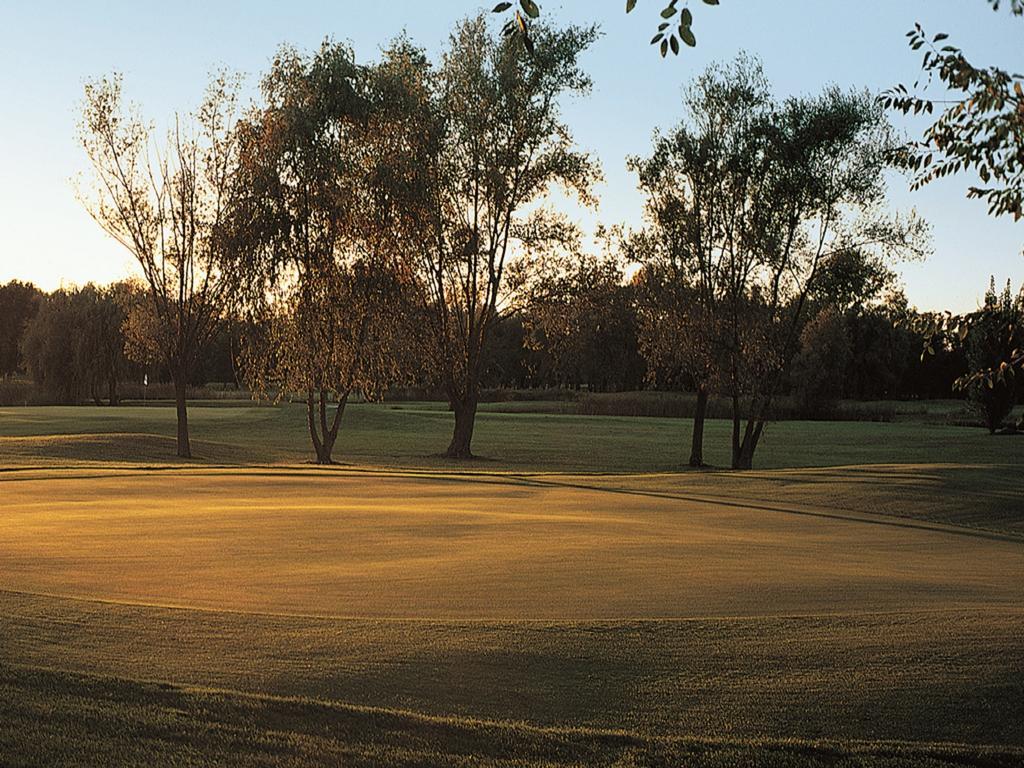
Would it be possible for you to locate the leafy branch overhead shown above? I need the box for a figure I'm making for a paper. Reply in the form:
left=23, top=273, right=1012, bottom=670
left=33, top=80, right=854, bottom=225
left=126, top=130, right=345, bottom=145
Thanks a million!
left=492, top=0, right=719, bottom=57
left=880, top=14, right=1024, bottom=220
left=879, top=0, right=1023, bottom=389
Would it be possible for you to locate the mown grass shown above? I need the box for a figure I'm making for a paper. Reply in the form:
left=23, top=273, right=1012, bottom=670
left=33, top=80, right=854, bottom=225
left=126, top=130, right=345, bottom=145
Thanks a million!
left=2, top=400, right=1023, bottom=472
left=4, top=589, right=1024, bottom=759
left=4, top=469, right=1021, bottom=618
left=2, top=468, right=1023, bottom=765
left=3, top=663, right=1023, bottom=768
left=3, top=403, right=1020, bottom=539
left=2, top=405, right=1022, bottom=765
left=545, top=464, right=1024, bottom=538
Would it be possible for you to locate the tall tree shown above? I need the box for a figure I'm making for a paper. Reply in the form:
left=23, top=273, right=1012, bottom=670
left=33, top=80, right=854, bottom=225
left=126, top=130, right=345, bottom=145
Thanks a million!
left=632, top=57, right=925, bottom=469
left=725, top=87, right=926, bottom=468
left=629, top=55, right=770, bottom=467
left=240, top=267, right=412, bottom=464
left=230, top=42, right=421, bottom=463
left=78, top=74, right=241, bottom=457
left=633, top=263, right=718, bottom=463
left=409, top=16, right=599, bottom=458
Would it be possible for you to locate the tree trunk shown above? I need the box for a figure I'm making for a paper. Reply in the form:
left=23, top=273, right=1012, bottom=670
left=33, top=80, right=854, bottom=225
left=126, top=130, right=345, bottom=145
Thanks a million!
left=174, top=378, right=191, bottom=459
left=446, top=395, right=478, bottom=459
left=108, top=374, right=119, bottom=406
left=730, top=393, right=741, bottom=469
left=733, top=439, right=753, bottom=470
left=315, top=434, right=336, bottom=464
left=306, top=390, right=326, bottom=463
left=734, top=418, right=765, bottom=470
left=306, top=388, right=346, bottom=465
left=689, top=383, right=709, bottom=468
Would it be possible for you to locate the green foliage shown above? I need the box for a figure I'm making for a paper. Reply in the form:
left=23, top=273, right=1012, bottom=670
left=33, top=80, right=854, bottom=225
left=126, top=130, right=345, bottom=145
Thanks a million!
left=229, top=41, right=423, bottom=463
left=630, top=55, right=924, bottom=468
left=811, top=249, right=897, bottom=312
left=19, top=283, right=133, bottom=405
left=881, top=6, right=1024, bottom=220
left=628, top=55, right=771, bottom=401
left=0, top=280, right=42, bottom=377
left=492, top=0, right=720, bottom=58
left=914, top=280, right=1024, bottom=400
left=988, top=0, right=1024, bottom=17
left=844, top=302, right=915, bottom=400
left=648, top=0, right=713, bottom=56
left=790, top=308, right=853, bottom=416
left=518, top=248, right=643, bottom=390
left=881, top=3, right=1024, bottom=390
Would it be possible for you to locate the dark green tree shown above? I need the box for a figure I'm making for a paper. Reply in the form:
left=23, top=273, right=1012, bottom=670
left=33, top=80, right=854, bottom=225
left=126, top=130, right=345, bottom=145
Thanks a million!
left=0, top=280, right=42, bottom=377
left=790, top=308, right=853, bottom=417
left=20, top=284, right=131, bottom=405
left=520, top=248, right=642, bottom=392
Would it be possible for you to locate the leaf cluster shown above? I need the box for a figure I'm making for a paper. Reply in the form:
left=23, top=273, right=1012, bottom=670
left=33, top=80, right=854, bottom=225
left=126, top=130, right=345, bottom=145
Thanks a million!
left=880, top=15, right=1024, bottom=220
left=491, top=0, right=720, bottom=58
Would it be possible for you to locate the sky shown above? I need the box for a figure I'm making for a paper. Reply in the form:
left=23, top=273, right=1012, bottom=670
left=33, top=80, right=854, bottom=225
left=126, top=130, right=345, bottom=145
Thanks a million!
left=0, top=0, right=1020, bottom=313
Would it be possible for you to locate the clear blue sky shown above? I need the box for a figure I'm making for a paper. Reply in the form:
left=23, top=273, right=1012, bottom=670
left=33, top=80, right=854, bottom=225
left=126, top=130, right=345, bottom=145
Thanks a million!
left=0, top=0, right=1020, bottom=312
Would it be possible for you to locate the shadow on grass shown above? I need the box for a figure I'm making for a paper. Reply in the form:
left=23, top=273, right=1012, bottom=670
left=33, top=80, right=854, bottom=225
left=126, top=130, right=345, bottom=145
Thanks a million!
left=3, top=663, right=1022, bottom=768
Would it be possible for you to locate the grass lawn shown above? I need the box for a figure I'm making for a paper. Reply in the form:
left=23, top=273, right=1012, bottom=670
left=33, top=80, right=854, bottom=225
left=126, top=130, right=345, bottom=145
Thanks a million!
left=1, top=403, right=1022, bottom=765
left=2, top=399, right=1023, bottom=471
left=5, top=469, right=1021, bottom=618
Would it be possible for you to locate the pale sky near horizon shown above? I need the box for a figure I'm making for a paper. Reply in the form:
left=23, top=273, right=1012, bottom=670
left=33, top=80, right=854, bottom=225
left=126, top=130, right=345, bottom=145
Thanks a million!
left=0, top=0, right=1020, bottom=313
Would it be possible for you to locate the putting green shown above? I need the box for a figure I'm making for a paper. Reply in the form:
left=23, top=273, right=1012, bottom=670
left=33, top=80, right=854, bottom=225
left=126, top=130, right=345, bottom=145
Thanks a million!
left=1, top=469, right=1021, bottom=620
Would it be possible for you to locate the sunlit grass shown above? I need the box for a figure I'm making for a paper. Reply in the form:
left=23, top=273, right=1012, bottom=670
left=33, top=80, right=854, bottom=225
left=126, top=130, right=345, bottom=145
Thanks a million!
left=3, top=469, right=1021, bottom=618
left=2, top=404, right=1022, bottom=765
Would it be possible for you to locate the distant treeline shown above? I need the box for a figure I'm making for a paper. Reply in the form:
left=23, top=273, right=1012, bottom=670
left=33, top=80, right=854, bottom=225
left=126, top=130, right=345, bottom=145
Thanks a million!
left=0, top=275, right=995, bottom=410
left=0, top=280, right=236, bottom=405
